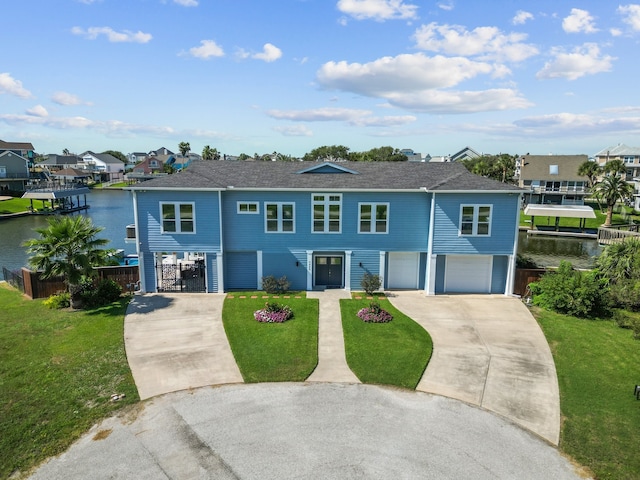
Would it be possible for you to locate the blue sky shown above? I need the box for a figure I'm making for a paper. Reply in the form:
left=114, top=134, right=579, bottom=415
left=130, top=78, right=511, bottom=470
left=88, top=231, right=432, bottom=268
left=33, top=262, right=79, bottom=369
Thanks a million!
left=2, top=0, right=640, bottom=158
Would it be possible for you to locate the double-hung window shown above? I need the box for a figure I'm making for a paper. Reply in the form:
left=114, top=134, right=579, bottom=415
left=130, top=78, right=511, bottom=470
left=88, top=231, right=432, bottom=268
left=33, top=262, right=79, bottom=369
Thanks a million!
left=459, top=205, right=492, bottom=236
left=312, top=194, right=341, bottom=233
left=161, top=202, right=195, bottom=233
left=358, top=203, right=389, bottom=233
left=265, top=202, right=295, bottom=233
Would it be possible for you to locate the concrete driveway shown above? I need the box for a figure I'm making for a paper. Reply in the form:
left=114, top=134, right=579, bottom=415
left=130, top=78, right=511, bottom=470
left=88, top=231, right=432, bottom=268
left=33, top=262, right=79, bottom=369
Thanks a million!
left=387, top=292, right=560, bottom=446
left=124, top=294, right=243, bottom=400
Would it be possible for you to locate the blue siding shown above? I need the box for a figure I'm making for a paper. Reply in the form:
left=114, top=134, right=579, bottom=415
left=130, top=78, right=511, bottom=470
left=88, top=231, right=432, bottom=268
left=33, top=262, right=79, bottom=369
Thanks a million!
left=135, top=190, right=221, bottom=253
left=491, top=255, right=508, bottom=294
left=226, top=252, right=257, bottom=290
left=206, top=253, right=218, bottom=292
left=432, top=193, right=519, bottom=255
left=262, top=252, right=307, bottom=290
left=351, top=250, right=381, bottom=290
left=141, top=252, right=156, bottom=293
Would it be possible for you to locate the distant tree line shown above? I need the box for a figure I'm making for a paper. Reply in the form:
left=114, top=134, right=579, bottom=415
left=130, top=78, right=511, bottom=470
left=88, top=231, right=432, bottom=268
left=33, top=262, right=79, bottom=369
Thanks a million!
left=461, top=154, right=518, bottom=184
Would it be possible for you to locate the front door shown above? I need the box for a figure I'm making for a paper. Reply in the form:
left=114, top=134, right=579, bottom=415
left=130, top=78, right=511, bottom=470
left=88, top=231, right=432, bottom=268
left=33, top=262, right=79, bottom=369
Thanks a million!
left=315, top=256, right=343, bottom=288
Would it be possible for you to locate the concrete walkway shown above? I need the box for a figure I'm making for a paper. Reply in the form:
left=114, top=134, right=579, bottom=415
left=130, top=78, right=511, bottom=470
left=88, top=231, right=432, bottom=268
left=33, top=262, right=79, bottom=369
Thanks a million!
left=307, top=289, right=360, bottom=383
left=124, top=294, right=243, bottom=400
left=387, top=291, right=560, bottom=445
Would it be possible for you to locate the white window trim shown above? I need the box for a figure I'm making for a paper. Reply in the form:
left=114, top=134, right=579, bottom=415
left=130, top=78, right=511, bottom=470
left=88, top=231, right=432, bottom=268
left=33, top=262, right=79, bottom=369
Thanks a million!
left=311, top=193, right=342, bottom=234
left=237, top=201, right=259, bottom=214
left=459, top=204, right=492, bottom=237
left=160, top=201, right=196, bottom=234
left=358, top=202, right=389, bottom=234
left=264, top=202, right=296, bottom=233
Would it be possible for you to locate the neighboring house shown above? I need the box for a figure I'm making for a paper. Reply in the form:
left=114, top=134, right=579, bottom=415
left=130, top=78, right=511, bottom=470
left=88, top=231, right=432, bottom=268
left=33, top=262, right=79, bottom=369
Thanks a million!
left=148, top=147, right=174, bottom=157
left=49, top=168, right=92, bottom=184
left=173, top=152, right=200, bottom=170
left=128, top=161, right=523, bottom=295
left=518, top=154, right=589, bottom=205
left=38, top=154, right=83, bottom=172
left=0, top=150, right=31, bottom=191
left=595, top=144, right=640, bottom=209
left=450, top=146, right=481, bottom=163
left=131, top=156, right=166, bottom=175
left=127, top=152, right=147, bottom=164
left=401, top=149, right=423, bottom=162
left=0, top=140, right=35, bottom=160
left=78, top=151, right=125, bottom=181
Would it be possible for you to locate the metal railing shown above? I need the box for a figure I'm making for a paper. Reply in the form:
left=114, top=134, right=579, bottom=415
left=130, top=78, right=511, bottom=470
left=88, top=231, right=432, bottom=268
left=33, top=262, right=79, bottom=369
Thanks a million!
left=2, top=267, right=24, bottom=292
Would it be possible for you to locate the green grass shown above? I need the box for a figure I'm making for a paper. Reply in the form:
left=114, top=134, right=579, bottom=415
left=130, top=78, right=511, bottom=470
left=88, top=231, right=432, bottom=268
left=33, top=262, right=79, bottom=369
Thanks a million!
left=341, top=299, right=432, bottom=389
left=534, top=307, right=640, bottom=479
left=222, top=293, right=319, bottom=382
left=520, top=202, right=640, bottom=229
left=0, top=197, right=34, bottom=214
left=0, top=284, right=138, bottom=479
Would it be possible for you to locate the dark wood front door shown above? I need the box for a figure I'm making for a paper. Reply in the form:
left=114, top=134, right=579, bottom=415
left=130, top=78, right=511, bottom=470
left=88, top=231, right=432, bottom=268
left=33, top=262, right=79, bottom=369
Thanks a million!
left=315, top=256, right=343, bottom=288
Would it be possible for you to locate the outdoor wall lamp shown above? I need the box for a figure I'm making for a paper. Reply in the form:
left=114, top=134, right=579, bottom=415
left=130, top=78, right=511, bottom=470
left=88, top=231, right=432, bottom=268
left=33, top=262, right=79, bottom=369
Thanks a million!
left=359, top=262, right=363, bottom=267
left=296, top=261, right=299, bottom=267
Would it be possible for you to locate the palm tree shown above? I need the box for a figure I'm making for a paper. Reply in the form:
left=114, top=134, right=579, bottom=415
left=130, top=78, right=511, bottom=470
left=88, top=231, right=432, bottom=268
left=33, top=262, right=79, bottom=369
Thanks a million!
left=178, top=141, right=190, bottom=157
left=603, top=159, right=626, bottom=176
left=202, top=145, right=213, bottom=160
left=23, top=216, right=112, bottom=308
left=577, top=161, right=601, bottom=189
left=593, top=174, right=634, bottom=227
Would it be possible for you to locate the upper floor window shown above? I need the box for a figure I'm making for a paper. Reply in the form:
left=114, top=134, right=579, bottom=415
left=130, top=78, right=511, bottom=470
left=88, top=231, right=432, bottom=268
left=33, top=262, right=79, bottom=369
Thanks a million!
left=358, top=203, right=389, bottom=233
left=460, top=205, right=492, bottom=236
left=237, top=202, right=259, bottom=214
left=265, top=202, right=294, bottom=233
left=312, top=194, right=341, bottom=233
left=161, top=202, right=195, bottom=233
left=624, top=156, right=635, bottom=164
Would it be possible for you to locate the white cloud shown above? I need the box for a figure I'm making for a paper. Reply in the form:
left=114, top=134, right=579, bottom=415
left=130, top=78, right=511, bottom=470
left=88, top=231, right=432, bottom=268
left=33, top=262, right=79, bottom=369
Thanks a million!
left=512, top=10, right=533, bottom=25
left=26, top=105, right=48, bottom=117
left=187, top=40, right=225, bottom=59
left=513, top=112, right=640, bottom=136
left=385, top=88, right=532, bottom=113
left=52, top=91, right=91, bottom=106
left=336, top=0, right=418, bottom=21
left=618, top=4, right=640, bottom=31
left=174, top=0, right=198, bottom=6
left=273, top=125, right=314, bottom=136
left=610, top=28, right=623, bottom=37
left=437, top=1, right=454, bottom=11
left=253, top=43, right=282, bottom=62
left=536, top=43, right=614, bottom=80
left=413, top=23, right=539, bottom=62
left=71, top=26, right=152, bottom=43
left=0, top=73, right=33, bottom=98
left=562, top=8, right=598, bottom=34
left=267, top=107, right=416, bottom=126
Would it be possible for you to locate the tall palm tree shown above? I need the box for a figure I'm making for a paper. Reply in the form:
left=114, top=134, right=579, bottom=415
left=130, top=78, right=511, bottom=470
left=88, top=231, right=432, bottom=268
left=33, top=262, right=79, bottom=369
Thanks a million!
left=577, top=160, right=601, bottom=189
left=603, top=159, right=626, bottom=176
left=23, top=216, right=112, bottom=308
left=593, top=174, right=634, bottom=227
left=178, top=141, right=190, bottom=157
left=202, top=145, right=213, bottom=160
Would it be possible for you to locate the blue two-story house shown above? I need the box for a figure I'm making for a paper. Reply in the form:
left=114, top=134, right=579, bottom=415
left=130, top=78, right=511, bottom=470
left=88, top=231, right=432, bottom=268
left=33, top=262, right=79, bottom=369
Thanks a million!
left=128, top=160, right=523, bottom=295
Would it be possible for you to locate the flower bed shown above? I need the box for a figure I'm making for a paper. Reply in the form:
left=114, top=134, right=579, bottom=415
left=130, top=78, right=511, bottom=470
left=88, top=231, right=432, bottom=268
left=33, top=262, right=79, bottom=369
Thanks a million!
left=254, top=302, right=294, bottom=323
left=357, top=302, right=393, bottom=323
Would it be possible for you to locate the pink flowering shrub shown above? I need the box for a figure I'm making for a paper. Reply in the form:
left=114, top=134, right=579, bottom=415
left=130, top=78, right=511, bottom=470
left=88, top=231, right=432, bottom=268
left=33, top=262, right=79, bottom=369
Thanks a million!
left=357, top=302, right=393, bottom=323
left=254, top=302, right=294, bottom=323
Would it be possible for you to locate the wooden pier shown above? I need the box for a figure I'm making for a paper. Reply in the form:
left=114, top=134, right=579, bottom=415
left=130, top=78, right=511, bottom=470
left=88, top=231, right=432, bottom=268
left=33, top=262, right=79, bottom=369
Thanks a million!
left=597, top=225, right=640, bottom=245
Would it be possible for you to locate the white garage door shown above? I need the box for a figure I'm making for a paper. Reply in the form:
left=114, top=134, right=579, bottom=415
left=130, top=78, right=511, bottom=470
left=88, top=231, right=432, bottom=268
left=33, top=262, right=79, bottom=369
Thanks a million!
left=388, top=252, right=420, bottom=289
left=445, top=255, right=492, bottom=293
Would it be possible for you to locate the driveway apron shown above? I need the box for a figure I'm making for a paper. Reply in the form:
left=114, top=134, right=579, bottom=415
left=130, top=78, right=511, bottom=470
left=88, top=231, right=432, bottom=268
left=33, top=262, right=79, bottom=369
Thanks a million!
left=124, top=293, right=243, bottom=400
left=387, top=291, right=561, bottom=445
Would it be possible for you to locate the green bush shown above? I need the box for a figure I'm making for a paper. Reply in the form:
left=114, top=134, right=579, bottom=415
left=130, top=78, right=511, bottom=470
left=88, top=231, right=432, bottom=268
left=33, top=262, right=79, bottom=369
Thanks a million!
left=608, top=279, right=640, bottom=311
left=529, top=261, right=610, bottom=318
left=261, top=275, right=290, bottom=294
left=81, top=279, right=122, bottom=308
left=43, top=292, right=71, bottom=309
left=360, top=272, right=382, bottom=295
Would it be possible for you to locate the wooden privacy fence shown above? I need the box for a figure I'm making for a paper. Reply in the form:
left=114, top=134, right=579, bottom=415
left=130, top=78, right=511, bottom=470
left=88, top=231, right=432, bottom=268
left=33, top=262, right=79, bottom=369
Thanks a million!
left=20, top=265, right=139, bottom=299
left=513, top=268, right=546, bottom=297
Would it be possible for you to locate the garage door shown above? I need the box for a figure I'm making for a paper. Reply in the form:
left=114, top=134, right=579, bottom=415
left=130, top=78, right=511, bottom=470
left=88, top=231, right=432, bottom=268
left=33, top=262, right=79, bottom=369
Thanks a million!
left=445, top=255, right=492, bottom=293
left=388, top=252, right=420, bottom=289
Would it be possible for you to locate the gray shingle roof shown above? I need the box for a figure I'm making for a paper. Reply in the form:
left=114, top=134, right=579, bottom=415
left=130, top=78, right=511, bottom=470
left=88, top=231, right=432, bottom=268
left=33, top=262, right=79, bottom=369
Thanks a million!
left=129, top=160, right=524, bottom=192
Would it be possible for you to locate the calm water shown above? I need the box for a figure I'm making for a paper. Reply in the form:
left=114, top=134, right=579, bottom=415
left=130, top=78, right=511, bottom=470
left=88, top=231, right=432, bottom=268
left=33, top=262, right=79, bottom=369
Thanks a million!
left=1, top=191, right=602, bottom=273
left=0, top=189, right=135, bottom=273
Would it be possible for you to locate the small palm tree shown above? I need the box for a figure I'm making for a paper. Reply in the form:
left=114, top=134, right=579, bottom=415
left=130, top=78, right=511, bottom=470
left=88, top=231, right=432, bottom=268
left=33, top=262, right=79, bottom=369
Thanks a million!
left=202, top=145, right=213, bottom=160
left=23, top=216, right=112, bottom=308
left=593, top=174, right=634, bottom=227
left=577, top=161, right=601, bottom=189
left=178, top=141, right=190, bottom=157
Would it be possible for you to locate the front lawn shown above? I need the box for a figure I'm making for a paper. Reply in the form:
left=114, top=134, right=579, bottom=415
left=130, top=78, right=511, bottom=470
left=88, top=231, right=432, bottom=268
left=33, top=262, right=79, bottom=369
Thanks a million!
left=222, top=293, right=319, bottom=382
left=0, top=284, right=138, bottom=479
left=0, top=197, right=34, bottom=214
left=534, top=307, right=640, bottom=479
left=341, top=299, right=432, bottom=389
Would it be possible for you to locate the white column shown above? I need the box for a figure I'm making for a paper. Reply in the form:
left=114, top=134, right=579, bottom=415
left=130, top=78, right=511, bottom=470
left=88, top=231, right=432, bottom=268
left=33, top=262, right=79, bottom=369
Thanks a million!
left=138, top=252, right=146, bottom=293
left=344, top=251, right=352, bottom=291
left=306, top=250, right=313, bottom=290
left=155, top=252, right=163, bottom=292
left=379, top=251, right=386, bottom=290
left=257, top=250, right=263, bottom=290
left=217, top=252, right=224, bottom=293
left=425, top=192, right=436, bottom=295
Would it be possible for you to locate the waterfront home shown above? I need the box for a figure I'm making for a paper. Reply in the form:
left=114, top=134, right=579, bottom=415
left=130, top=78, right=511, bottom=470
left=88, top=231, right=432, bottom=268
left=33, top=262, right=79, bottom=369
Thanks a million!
left=128, top=160, right=523, bottom=294
left=518, top=154, right=589, bottom=206
left=0, top=150, right=31, bottom=191
left=78, top=151, right=125, bottom=182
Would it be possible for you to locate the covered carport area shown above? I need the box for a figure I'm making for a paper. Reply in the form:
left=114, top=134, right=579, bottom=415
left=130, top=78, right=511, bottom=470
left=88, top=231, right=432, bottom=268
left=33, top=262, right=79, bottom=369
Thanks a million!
left=524, top=204, right=596, bottom=234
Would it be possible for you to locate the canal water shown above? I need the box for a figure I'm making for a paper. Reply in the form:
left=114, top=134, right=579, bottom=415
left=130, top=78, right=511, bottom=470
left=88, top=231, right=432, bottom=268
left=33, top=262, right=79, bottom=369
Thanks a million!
left=0, top=189, right=135, bottom=273
left=0, top=190, right=602, bottom=274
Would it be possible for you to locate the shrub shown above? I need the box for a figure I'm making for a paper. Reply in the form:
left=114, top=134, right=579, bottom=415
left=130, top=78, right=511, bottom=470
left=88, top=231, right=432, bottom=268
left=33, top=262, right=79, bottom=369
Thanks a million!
left=254, top=302, right=294, bottom=323
left=360, top=272, right=382, bottom=295
left=81, top=279, right=122, bottom=308
left=43, top=292, right=71, bottom=309
left=529, top=261, right=610, bottom=318
left=261, top=275, right=291, bottom=294
left=357, top=301, right=393, bottom=323
left=607, top=279, right=640, bottom=311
